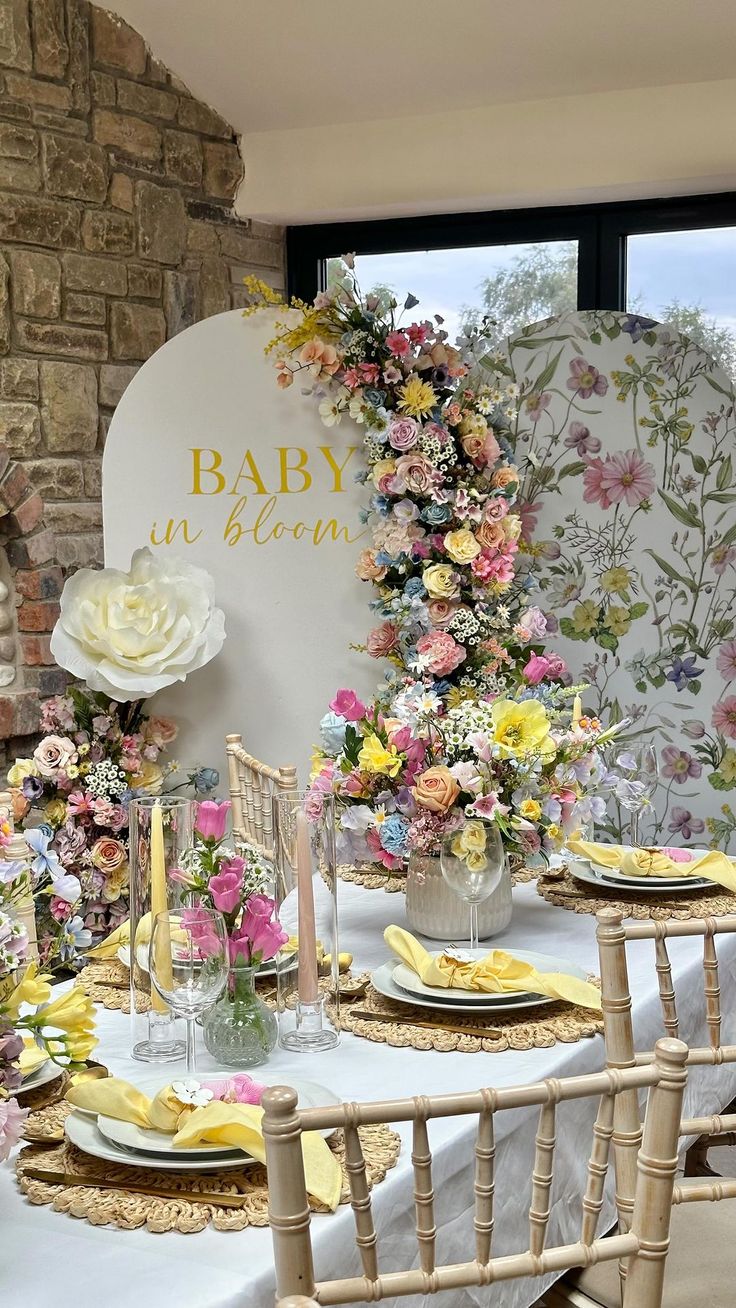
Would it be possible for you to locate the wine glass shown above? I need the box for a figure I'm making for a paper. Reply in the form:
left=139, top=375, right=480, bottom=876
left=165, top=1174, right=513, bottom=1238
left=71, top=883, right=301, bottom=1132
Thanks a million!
left=614, top=744, right=659, bottom=847
left=150, top=907, right=229, bottom=1073
left=440, top=819, right=505, bottom=951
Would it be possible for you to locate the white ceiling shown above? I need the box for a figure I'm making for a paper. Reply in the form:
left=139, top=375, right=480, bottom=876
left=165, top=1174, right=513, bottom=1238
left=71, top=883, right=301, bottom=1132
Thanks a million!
left=108, top=0, right=736, bottom=132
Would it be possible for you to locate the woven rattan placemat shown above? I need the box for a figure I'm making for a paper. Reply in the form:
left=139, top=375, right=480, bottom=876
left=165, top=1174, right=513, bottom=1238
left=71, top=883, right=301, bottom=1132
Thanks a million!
left=536, top=865, right=736, bottom=921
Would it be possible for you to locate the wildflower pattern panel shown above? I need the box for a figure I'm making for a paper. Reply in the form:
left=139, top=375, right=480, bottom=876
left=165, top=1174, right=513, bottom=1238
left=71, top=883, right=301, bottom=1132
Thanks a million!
left=501, top=310, right=736, bottom=850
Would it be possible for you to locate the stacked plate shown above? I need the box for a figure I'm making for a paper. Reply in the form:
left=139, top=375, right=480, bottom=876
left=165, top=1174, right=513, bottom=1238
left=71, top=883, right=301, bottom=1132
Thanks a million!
left=372, top=947, right=589, bottom=1016
left=19, top=1055, right=64, bottom=1095
left=64, top=1075, right=340, bottom=1173
left=568, top=846, right=716, bottom=895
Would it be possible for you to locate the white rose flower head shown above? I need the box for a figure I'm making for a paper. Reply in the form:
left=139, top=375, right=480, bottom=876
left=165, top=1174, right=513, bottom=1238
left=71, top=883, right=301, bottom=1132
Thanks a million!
left=50, top=547, right=226, bottom=702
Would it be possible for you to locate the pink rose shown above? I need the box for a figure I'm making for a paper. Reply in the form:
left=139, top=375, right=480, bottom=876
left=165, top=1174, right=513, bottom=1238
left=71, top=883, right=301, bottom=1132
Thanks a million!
left=329, top=689, right=366, bottom=722
left=427, top=599, right=458, bottom=629
left=195, top=799, right=231, bottom=841
left=483, top=497, right=509, bottom=523
left=367, top=622, right=400, bottom=658
left=387, top=417, right=419, bottom=451
left=144, top=715, right=178, bottom=748
left=416, top=630, right=466, bottom=676
left=393, top=452, right=438, bottom=496
left=33, top=734, right=78, bottom=779
left=50, top=896, right=73, bottom=923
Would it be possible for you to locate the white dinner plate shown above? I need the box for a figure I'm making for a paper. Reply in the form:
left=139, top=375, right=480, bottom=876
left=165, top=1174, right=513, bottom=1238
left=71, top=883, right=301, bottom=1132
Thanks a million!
left=390, top=947, right=586, bottom=1007
left=20, top=1058, right=64, bottom=1093
left=78, top=1075, right=341, bottom=1168
left=569, top=856, right=714, bottom=894
left=371, top=962, right=557, bottom=1015
left=117, top=946, right=297, bottom=982
left=65, top=1110, right=255, bottom=1173
left=96, top=1074, right=338, bottom=1159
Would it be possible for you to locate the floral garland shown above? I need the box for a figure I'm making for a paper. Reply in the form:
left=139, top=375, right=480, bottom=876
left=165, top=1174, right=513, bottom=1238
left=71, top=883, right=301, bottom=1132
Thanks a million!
left=249, top=259, right=624, bottom=869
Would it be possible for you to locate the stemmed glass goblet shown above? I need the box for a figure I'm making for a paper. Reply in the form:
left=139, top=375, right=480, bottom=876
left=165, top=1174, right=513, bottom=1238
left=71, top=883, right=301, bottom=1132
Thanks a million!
left=615, top=744, right=659, bottom=847
left=150, top=906, right=229, bottom=1074
left=439, top=818, right=505, bottom=951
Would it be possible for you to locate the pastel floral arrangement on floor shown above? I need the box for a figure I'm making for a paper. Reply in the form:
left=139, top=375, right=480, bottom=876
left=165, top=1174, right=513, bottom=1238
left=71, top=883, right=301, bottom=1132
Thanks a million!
left=5, top=548, right=225, bottom=971
left=249, top=258, right=622, bottom=869
left=307, top=682, right=621, bottom=868
left=175, top=798, right=288, bottom=968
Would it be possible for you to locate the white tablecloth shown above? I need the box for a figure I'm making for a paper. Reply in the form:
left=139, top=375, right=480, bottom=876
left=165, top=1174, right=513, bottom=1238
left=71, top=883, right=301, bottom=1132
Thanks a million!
left=4, top=880, right=736, bottom=1308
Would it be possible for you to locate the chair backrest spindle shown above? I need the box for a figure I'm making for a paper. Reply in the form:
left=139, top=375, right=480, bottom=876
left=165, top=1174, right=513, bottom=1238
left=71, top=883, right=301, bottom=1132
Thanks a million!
left=225, top=733, right=297, bottom=860
left=528, top=1096, right=557, bottom=1257
left=473, top=1092, right=495, bottom=1264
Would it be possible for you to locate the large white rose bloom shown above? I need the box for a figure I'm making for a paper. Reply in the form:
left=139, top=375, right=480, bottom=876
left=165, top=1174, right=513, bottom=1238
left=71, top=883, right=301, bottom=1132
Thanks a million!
left=50, top=548, right=226, bottom=702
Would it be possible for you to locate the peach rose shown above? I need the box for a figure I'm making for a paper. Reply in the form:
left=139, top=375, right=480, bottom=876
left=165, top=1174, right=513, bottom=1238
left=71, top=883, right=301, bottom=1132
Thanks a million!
left=90, top=836, right=127, bottom=875
left=393, top=452, right=437, bottom=496
left=412, top=765, right=461, bottom=814
left=492, top=466, right=519, bottom=490
left=355, top=549, right=388, bottom=582
left=33, top=735, right=78, bottom=778
left=144, top=715, right=178, bottom=748
left=475, top=519, right=506, bottom=551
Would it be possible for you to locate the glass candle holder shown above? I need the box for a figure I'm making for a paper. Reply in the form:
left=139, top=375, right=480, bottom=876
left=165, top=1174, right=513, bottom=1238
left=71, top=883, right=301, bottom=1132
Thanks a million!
left=273, top=790, right=340, bottom=1052
left=128, top=795, right=195, bottom=1062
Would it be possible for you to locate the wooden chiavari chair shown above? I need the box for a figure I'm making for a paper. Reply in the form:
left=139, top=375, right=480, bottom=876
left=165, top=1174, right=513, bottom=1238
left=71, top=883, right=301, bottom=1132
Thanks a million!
left=224, top=733, right=297, bottom=860
left=547, top=907, right=736, bottom=1307
left=264, top=1038, right=688, bottom=1308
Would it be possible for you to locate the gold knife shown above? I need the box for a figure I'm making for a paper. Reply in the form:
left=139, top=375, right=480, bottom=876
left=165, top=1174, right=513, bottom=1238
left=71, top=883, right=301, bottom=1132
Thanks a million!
left=21, top=1166, right=248, bottom=1208
left=349, top=1009, right=504, bottom=1039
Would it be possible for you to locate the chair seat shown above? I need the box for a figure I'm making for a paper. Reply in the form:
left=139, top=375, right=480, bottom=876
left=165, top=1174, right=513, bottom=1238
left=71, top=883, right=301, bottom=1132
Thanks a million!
left=567, top=1202, right=730, bottom=1307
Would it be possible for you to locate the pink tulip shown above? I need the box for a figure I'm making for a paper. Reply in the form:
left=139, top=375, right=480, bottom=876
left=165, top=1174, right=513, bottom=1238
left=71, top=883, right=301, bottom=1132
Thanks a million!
left=230, top=894, right=288, bottom=964
left=195, top=799, right=231, bottom=841
left=329, top=688, right=367, bottom=722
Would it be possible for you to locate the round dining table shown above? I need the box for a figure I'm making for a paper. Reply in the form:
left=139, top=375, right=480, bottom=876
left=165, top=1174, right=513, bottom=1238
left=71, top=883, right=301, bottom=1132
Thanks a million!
left=4, top=877, right=736, bottom=1308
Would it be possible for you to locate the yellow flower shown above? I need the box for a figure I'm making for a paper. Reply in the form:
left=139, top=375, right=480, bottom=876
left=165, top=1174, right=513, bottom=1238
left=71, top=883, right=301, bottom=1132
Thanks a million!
left=423, top=564, right=460, bottom=600
left=721, top=750, right=736, bottom=783
left=444, top=528, right=481, bottom=565
left=519, top=798, right=542, bottom=822
left=63, top=1027, right=98, bottom=1061
left=38, top=987, right=96, bottom=1037
left=546, top=823, right=562, bottom=844
left=490, top=699, right=554, bottom=760
left=7, top=758, right=38, bottom=788
left=604, top=605, right=631, bottom=637
left=358, top=734, right=402, bottom=778
left=446, top=686, right=477, bottom=708
left=5, top=962, right=52, bottom=1018
left=371, top=457, right=396, bottom=488
left=130, top=760, right=164, bottom=793
left=600, top=566, right=631, bottom=596
left=397, top=376, right=437, bottom=418
left=502, top=514, right=522, bottom=542
left=571, top=599, right=599, bottom=635
left=464, top=849, right=489, bottom=872
left=44, top=799, right=67, bottom=827
left=310, top=747, right=327, bottom=781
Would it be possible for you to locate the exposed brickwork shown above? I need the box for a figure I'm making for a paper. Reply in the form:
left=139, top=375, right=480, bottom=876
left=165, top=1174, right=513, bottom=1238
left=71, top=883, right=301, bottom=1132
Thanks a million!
left=0, top=2, right=287, bottom=756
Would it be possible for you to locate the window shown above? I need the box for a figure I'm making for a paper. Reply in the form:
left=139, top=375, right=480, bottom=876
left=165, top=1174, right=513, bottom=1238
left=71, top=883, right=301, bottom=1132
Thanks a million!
left=353, top=240, right=578, bottom=348
left=627, top=226, right=736, bottom=378
left=287, top=193, right=736, bottom=368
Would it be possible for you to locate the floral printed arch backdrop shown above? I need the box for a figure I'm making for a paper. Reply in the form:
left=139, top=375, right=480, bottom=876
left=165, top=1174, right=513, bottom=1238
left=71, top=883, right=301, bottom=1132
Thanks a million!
left=500, top=310, right=736, bottom=851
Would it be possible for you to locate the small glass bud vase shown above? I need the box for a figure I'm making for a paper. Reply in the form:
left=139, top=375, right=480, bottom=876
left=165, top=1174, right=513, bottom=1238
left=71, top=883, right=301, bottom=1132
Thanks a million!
left=202, top=962, right=277, bottom=1067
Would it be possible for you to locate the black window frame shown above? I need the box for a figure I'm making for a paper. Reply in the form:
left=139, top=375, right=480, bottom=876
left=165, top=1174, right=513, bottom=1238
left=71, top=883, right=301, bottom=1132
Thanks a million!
left=286, top=191, right=736, bottom=313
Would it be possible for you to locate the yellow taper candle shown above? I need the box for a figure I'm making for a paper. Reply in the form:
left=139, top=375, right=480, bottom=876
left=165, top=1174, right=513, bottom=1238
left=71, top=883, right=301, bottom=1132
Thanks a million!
left=149, top=802, right=172, bottom=1013
left=296, top=808, right=319, bottom=1004
left=572, top=694, right=583, bottom=726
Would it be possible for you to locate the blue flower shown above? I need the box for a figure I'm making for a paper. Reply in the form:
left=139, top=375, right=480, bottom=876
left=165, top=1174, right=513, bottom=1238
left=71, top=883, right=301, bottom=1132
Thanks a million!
left=421, top=503, right=452, bottom=526
left=404, top=576, right=426, bottom=599
left=375, top=550, right=394, bottom=568
left=191, top=766, right=219, bottom=794
left=666, top=655, right=704, bottom=692
left=60, top=915, right=92, bottom=962
left=363, top=387, right=386, bottom=409
left=320, top=711, right=347, bottom=755
left=25, top=826, right=62, bottom=880
left=379, top=814, right=409, bottom=856
left=372, top=495, right=391, bottom=516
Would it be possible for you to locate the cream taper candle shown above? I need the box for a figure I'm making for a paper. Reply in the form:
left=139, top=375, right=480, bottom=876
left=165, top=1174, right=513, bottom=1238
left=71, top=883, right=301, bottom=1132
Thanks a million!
left=149, top=802, right=172, bottom=1012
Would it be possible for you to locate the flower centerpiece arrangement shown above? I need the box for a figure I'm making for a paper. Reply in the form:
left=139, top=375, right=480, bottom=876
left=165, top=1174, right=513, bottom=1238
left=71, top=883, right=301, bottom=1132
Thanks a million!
left=6, top=548, right=225, bottom=972
left=249, top=258, right=622, bottom=883
left=174, top=799, right=288, bottom=1067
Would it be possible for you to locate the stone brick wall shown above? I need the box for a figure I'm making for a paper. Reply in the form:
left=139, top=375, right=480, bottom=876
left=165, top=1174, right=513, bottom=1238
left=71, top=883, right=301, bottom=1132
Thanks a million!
left=0, top=2, right=286, bottom=759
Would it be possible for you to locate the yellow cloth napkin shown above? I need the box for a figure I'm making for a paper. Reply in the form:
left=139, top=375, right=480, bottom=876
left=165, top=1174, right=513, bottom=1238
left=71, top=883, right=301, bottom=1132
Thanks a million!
left=65, top=1076, right=341, bottom=1210
left=174, top=1101, right=342, bottom=1211
left=19, top=1037, right=48, bottom=1078
left=567, top=840, right=736, bottom=895
left=384, top=925, right=601, bottom=1010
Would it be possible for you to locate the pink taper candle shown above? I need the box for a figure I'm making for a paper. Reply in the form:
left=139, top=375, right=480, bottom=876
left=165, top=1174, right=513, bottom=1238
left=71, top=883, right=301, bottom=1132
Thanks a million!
left=296, top=808, right=319, bottom=1004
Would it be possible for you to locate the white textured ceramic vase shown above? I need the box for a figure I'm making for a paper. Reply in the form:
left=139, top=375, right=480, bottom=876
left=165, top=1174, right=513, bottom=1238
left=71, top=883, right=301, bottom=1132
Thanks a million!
left=405, top=852, right=512, bottom=942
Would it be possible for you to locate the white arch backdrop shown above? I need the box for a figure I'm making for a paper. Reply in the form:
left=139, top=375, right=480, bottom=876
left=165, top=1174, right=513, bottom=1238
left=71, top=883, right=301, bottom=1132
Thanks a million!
left=103, top=309, right=376, bottom=786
